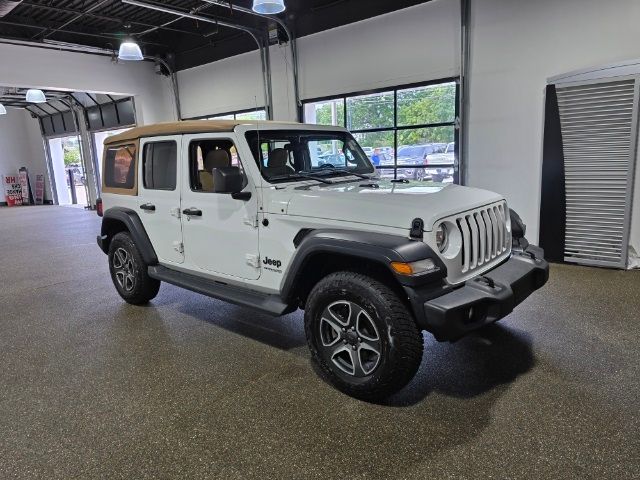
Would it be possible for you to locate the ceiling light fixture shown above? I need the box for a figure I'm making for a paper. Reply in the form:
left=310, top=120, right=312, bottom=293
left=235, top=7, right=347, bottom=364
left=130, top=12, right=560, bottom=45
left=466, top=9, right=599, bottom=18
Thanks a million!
left=252, top=0, right=286, bottom=15
left=118, top=39, right=144, bottom=61
left=0, top=103, right=6, bottom=115
left=26, top=89, right=46, bottom=103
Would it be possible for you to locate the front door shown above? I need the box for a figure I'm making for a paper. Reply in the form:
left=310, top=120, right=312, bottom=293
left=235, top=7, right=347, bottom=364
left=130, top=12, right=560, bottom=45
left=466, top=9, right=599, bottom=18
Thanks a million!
left=138, top=135, right=184, bottom=265
left=180, top=133, right=260, bottom=280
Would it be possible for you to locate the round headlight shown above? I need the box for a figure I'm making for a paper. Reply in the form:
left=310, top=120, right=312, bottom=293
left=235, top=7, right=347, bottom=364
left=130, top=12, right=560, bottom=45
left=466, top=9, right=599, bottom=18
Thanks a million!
left=436, top=224, right=448, bottom=253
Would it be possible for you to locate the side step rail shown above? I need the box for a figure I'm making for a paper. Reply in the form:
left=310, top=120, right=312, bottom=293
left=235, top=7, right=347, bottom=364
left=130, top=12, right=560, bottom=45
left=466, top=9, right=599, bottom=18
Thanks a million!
left=148, top=265, right=294, bottom=316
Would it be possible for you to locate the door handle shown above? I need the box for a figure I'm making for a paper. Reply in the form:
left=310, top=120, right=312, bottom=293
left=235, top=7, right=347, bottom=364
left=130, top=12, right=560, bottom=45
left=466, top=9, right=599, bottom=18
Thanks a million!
left=140, top=203, right=156, bottom=211
left=182, top=208, right=202, bottom=217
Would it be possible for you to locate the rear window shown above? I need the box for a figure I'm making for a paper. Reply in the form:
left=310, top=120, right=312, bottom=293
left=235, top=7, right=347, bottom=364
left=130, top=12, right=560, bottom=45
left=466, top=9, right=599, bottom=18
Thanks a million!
left=104, top=144, right=136, bottom=190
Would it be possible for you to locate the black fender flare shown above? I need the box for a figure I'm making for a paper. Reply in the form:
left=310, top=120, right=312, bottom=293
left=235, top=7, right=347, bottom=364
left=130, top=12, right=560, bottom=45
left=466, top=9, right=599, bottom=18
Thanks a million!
left=280, top=229, right=447, bottom=302
left=98, top=207, right=158, bottom=265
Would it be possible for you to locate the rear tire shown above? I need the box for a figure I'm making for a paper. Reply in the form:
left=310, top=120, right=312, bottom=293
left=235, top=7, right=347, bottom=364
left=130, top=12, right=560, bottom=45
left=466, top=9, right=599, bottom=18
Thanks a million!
left=108, top=232, right=160, bottom=305
left=304, top=271, right=423, bottom=401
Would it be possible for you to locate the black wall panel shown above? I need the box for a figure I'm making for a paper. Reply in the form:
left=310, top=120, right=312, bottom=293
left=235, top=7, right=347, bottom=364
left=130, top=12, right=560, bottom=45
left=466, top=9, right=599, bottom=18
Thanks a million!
left=539, top=85, right=567, bottom=263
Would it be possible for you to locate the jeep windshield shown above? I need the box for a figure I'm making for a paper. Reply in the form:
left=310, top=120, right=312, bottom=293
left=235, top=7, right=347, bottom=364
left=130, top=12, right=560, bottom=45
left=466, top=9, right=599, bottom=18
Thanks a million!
left=245, top=130, right=375, bottom=184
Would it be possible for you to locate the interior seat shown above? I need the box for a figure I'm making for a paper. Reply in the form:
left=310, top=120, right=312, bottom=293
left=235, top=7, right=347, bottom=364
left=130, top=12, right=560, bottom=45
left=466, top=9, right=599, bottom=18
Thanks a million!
left=265, top=148, right=294, bottom=177
left=200, top=149, right=231, bottom=191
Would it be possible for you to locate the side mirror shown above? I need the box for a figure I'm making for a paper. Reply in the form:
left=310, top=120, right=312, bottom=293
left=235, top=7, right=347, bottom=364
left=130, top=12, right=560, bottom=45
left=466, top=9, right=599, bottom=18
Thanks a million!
left=212, top=167, right=251, bottom=200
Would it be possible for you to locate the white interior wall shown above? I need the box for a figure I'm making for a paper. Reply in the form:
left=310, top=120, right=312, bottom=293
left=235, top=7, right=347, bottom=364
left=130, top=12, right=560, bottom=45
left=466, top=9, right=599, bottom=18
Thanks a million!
left=178, top=0, right=460, bottom=120
left=0, top=43, right=175, bottom=125
left=0, top=108, right=51, bottom=202
left=468, top=0, right=640, bottom=249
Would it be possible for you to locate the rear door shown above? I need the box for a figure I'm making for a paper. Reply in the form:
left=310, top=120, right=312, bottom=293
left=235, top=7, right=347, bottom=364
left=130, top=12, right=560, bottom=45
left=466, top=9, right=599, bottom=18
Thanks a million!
left=138, top=135, right=184, bottom=265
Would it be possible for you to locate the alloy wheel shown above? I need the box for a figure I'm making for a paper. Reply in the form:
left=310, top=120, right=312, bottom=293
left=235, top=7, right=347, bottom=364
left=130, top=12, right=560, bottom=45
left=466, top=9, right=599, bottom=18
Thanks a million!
left=112, top=247, right=136, bottom=293
left=319, top=300, right=382, bottom=377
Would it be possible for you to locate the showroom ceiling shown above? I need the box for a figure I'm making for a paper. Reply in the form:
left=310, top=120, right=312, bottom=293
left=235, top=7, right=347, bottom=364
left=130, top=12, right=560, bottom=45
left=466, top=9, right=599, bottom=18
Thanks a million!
left=0, top=86, right=129, bottom=117
left=0, top=0, right=432, bottom=70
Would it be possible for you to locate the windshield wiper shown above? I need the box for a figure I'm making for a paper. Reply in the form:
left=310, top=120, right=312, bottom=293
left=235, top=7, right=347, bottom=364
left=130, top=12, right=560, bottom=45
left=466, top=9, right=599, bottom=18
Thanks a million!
left=269, top=172, right=333, bottom=184
left=300, top=169, right=372, bottom=180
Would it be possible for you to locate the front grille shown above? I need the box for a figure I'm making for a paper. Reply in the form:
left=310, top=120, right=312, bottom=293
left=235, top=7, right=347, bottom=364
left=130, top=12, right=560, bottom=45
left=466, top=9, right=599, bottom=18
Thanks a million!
left=455, top=202, right=510, bottom=274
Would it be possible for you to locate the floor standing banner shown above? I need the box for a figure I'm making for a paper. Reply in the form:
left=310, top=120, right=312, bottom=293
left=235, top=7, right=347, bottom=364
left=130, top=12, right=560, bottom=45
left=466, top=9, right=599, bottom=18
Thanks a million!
left=2, top=174, right=23, bottom=206
left=35, top=174, right=45, bottom=205
left=18, top=168, right=32, bottom=205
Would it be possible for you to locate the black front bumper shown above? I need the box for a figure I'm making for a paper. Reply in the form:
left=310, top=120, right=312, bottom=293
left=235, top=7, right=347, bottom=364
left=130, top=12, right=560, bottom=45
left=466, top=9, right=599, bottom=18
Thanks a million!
left=407, top=245, right=549, bottom=341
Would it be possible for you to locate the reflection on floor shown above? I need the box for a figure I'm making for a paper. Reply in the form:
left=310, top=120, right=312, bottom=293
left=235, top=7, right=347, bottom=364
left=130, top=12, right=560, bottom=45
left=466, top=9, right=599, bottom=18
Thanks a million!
left=0, top=206, right=638, bottom=479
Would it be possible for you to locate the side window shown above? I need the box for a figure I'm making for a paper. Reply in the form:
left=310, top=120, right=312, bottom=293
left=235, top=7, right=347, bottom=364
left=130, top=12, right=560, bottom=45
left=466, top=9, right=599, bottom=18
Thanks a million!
left=189, top=138, right=246, bottom=193
left=143, top=141, right=177, bottom=191
left=104, top=144, right=136, bottom=190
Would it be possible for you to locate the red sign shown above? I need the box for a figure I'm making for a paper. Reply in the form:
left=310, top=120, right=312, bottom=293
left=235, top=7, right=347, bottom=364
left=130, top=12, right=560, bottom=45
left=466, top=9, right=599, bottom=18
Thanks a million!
left=2, top=174, right=23, bottom=206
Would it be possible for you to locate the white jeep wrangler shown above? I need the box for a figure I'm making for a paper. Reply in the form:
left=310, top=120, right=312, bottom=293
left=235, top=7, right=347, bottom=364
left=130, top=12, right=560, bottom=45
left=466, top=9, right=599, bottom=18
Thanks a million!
left=97, top=120, right=548, bottom=400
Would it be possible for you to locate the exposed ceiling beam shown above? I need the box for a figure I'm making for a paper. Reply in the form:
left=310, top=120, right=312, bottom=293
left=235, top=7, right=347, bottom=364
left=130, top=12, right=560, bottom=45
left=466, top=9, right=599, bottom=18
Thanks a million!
left=18, top=1, right=213, bottom=39
left=0, top=17, right=169, bottom=47
left=33, top=0, right=111, bottom=41
left=133, top=1, right=213, bottom=38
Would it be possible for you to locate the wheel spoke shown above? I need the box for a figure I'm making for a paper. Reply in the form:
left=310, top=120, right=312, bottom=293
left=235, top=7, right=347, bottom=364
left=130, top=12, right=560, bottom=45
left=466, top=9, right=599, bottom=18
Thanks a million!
left=115, top=271, right=125, bottom=289
left=359, top=338, right=380, bottom=356
left=347, top=303, right=365, bottom=329
left=355, top=309, right=380, bottom=342
left=113, top=250, right=124, bottom=269
left=320, top=316, right=342, bottom=346
left=125, top=274, right=135, bottom=292
left=348, top=348, right=366, bottom=377
left=325, top=301, right=351, bottom=327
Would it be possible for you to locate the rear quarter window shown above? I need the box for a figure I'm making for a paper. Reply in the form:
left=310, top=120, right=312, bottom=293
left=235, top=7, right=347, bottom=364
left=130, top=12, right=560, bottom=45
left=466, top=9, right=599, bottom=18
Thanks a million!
left=103, top=144, right=137, bottom=193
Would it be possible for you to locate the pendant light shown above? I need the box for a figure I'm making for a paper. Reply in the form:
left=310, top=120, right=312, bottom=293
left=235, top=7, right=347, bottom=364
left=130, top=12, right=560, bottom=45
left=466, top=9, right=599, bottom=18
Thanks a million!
left=118, top=39, right=144, bottom=61
left=252, top=0, right=286, bottom=15
left=26, top=89, right=46, bottom=103
left=0, top=103, right=6, bottom=115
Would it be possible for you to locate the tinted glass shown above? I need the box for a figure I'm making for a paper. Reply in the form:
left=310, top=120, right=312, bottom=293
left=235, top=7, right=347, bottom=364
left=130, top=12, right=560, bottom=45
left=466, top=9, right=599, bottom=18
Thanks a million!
left=104, top=145, right=136, bottom=189
left=304, top=99, right=345, bottom=127
left=347, top=91, right=394, bottom=130
left=398, top=126, right=455, bottom=149
left=397, top=82, right=456, bottom=127
left=143, top=141, right=177, bottom=190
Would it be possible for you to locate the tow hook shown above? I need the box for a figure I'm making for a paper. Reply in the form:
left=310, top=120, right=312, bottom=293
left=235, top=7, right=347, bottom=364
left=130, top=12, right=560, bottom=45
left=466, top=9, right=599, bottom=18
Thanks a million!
left=476, top=276, right=496, bottom=288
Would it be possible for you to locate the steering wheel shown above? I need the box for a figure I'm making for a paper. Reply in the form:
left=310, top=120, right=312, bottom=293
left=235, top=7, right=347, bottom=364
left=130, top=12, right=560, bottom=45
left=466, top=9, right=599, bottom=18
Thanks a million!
left=318, top=163, right=335, bottom=169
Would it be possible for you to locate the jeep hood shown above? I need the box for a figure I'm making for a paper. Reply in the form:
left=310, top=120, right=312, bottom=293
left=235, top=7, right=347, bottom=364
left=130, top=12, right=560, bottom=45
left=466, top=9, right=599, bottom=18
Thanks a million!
left=271, top=180, right=504, bottom=231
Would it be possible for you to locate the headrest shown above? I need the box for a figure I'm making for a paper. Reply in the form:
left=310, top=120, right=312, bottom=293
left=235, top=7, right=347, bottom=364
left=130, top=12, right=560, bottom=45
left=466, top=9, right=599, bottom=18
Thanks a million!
left=268, top=148, right=289, bottom=168
left=204, top=149, right=231, bottom=171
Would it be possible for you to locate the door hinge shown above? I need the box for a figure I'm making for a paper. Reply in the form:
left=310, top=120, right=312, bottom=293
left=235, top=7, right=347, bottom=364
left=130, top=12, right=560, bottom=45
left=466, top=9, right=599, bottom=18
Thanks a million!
left=170, top=207, right=181, bottom=219
left=173, top=241, right=184, bottom=254
left=246, top=254, right=260, bottom=268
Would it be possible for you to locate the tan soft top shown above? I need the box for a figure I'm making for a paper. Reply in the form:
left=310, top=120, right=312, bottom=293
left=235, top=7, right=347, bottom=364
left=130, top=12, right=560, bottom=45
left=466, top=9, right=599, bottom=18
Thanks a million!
left=104, top=119, right=296, bottom=145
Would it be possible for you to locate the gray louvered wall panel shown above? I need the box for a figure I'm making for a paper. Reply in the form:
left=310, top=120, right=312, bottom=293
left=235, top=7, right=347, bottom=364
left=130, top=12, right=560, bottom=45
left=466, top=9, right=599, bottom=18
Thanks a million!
left=556, top=78, right=638, bottom=268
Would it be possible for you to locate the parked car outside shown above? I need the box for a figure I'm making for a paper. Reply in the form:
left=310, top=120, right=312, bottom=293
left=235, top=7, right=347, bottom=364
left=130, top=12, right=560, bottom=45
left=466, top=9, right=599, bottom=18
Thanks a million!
left=425, top=142, right=455, bottom=183
left=378, top=144, right=439, bottom=181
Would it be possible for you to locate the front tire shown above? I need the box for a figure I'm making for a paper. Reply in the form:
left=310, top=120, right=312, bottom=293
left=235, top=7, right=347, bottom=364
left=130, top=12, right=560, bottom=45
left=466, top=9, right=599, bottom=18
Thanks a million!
left=304, top=271, right=423, bottom=401
left=108, top=232, right=160, bottom=305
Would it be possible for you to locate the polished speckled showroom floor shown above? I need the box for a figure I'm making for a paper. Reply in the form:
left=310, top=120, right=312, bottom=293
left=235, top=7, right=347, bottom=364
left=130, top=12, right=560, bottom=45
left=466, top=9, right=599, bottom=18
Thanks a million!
left=0, top=206, right=638, bottom=479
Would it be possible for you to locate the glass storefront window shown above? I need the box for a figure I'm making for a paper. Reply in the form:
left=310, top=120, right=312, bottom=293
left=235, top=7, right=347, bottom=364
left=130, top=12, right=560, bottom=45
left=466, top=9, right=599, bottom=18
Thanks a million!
left=303, top=80, right=459, bottom=183
left=347, top=91, right=394, bottom=130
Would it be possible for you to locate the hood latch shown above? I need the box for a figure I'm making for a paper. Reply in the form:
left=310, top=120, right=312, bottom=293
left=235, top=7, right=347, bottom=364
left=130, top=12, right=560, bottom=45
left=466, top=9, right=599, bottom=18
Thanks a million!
left=409, top=218, right=424, bottom=240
